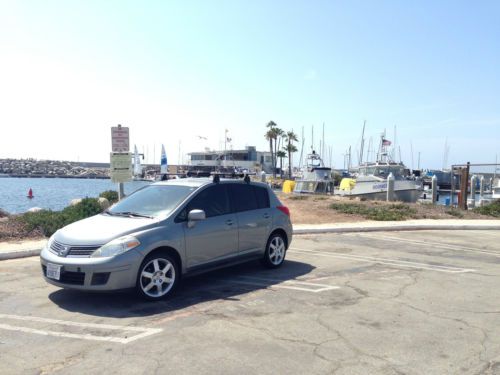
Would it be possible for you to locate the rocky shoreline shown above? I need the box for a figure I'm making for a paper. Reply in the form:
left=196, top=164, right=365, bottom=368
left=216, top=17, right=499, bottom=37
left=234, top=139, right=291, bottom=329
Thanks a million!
left=0, top=158, right=109, bottom=179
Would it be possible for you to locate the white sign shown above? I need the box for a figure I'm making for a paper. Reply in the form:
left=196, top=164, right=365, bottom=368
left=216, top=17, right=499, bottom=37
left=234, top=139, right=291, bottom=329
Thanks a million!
left=110, top=153, right=132, bottom=183
left=111, top=126, right=130, bottom=152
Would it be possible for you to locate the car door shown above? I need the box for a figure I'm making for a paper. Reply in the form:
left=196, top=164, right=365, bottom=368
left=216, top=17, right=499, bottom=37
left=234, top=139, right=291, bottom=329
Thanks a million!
left=228, top=183, right=272, bottom=254
left=182, top=184, right=238, bottom=268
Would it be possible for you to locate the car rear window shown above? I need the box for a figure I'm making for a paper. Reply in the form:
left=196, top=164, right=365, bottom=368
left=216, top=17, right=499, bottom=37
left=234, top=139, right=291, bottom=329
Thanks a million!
left=228, top=184, right=269, bottom=212
left=254, top=186, right=270, bottom=209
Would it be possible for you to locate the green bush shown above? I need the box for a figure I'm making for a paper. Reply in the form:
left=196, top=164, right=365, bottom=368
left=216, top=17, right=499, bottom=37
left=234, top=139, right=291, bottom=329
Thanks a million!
left=333, top=173, right=343, bottom=186
left=99, top=190, right=119, bottom=204
left=330, top=202, right=417, bottom=221
left=446, top=208, right=464, bottom=218
left=289, top=195, right=310, bottom=201
left=473, top=200, right=500, bottom=218
left=19, top=198, right=104, bottom=237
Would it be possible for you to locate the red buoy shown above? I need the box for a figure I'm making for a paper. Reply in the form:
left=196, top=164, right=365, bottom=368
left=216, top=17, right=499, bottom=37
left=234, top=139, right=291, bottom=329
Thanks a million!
left=27, top=188, right=34, bottom=199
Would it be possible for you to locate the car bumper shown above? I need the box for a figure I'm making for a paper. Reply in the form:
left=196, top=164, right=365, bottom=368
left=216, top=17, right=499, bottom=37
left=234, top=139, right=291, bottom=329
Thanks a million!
left=39, top=246, right=143, bottom=291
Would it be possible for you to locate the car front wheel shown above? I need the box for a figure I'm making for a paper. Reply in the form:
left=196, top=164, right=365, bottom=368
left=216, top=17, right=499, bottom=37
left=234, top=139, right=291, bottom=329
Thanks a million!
left=136, top=253, right=178, bottom=301
left=262, top=233, right=286, bottom=268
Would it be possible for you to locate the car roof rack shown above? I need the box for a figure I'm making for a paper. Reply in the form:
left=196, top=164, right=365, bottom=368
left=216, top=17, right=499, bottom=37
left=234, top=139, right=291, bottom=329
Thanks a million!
left=210, top=172, right=252, bottom=184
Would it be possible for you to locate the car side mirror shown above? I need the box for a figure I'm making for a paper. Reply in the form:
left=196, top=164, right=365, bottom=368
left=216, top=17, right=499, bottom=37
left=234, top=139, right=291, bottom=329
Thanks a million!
left=187, top=209, right=206, bottom=228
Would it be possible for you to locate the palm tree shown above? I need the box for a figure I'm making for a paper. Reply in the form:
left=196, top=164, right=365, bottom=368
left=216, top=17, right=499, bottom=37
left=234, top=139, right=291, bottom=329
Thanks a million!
left=272, top=127, right=284, bottom=177
left=276, top=150, right=287, bottom=178
left=265, top=121, right=277, bottom=176
left=285, top=130, right=299, bottom=178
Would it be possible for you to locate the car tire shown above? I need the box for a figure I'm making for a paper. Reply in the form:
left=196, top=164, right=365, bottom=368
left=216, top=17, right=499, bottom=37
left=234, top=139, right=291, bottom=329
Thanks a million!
left=136, top=253, right=179, bottom=301
left=261, top=233, right=287, bottom=268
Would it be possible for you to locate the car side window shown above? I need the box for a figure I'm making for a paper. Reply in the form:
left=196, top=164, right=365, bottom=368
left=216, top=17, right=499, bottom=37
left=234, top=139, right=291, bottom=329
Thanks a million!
left=183, top=184, right=230, bottom=219
left=228, top=184, right=258, bottom=212
left=254, top=186, right=270, bottom=209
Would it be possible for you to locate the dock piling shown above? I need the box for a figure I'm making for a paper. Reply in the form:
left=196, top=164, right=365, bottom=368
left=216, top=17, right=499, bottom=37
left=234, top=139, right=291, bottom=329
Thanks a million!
left=386, top=173, right=395, bottom=202
left=431, top=175, right=438, bottom=204
left=469, top=175, right=477, bottom=209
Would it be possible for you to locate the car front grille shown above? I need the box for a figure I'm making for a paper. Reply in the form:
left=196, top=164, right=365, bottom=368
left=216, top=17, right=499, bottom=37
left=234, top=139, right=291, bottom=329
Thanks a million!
left=50, top=240, right=100, bottom=257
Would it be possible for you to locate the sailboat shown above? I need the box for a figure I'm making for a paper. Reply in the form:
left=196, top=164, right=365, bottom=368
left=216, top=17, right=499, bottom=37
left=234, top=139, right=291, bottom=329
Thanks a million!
left=132, top=145, right=143, bottom=180
left=159, top=144, right=168, bottom=180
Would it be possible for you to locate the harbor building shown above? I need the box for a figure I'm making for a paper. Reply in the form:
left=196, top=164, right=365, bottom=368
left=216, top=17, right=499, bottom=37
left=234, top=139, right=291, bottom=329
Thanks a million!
left=187, top=146, right=273, bottom=173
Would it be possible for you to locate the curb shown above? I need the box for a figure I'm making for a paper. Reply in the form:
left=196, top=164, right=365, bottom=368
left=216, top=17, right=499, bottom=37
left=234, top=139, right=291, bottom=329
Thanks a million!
left=1, top=223, right=499, bottom=261
left=293, top=224, right=500, bottom=235
left=0, top=248, right=42, bottom=261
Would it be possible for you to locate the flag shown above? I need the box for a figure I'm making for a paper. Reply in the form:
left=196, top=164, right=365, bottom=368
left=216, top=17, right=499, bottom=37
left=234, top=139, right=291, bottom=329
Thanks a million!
left=382, top=139, right=392, bottom=146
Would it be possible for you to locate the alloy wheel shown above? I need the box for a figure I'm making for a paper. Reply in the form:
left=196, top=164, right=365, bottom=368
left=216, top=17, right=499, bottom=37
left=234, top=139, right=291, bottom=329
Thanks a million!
left=268, top=236, right=285, bottom=266
left=139, top=258, right=176, bottom=298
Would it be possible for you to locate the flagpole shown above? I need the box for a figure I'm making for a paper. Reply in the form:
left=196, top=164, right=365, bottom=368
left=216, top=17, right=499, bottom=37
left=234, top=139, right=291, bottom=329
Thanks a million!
left=224, top=129, right=227, bottom=168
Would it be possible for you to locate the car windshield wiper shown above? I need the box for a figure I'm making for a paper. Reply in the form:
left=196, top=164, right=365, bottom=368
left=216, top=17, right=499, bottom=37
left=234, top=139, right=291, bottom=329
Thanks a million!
left=107, top=211, right=154, bottom=219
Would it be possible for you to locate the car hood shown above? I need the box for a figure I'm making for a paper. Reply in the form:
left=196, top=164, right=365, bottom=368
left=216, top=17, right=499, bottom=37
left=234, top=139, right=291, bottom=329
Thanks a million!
left=53, top=214, right=159, bottom=246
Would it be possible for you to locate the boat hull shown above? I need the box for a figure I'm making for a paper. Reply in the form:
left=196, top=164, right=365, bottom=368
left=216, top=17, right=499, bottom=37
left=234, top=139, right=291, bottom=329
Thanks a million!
left=336, top=180, right=421, bottom=203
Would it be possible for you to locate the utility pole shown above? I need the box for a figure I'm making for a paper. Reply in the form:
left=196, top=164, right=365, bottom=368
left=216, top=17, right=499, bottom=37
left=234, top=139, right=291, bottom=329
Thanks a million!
left=459, top=162, right=470, bottom=210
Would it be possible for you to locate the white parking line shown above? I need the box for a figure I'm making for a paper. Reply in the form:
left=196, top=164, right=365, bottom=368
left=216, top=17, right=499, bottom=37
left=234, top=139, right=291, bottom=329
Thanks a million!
left=0, top=314, right=162, bottom=344
left=359, top=234, right=500, bottom=257
left=289, top=248, right=475, bottom=273
left=226, top=276, right=340, bottom=293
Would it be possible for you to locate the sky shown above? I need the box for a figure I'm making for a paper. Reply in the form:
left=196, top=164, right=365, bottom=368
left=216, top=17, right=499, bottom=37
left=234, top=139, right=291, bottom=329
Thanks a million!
left=1, top=0, right=499, bottom=170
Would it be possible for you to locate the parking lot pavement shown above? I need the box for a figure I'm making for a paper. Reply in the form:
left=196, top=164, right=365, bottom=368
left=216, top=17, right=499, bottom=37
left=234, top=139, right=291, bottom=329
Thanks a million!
left=1, top=230, right=500, bottom=375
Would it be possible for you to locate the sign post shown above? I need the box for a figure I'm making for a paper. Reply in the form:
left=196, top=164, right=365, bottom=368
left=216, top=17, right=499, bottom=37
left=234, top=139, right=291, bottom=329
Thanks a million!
left=110, top=124, right=131, bottom=199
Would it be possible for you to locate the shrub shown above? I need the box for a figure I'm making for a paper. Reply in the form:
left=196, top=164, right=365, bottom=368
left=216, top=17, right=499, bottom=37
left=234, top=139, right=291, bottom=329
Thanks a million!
left=99, top=190, right=119, bottom=204
left=18, top=198, right=104, bottom=237
left=62, top=197, right=103, bottom=220
left=473, top=200, right=500, bottom=218
left=330, top=202, right=417, bottom=221
left=446, top=208, right=464, bottom=218
left=289, top=195, right=309, bottom=201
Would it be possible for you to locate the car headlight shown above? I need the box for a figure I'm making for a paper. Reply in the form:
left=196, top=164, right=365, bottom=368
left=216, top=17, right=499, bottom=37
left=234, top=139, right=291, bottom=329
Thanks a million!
left=46, top=235, right=55, bottom=251
left=91, top=236, right=141, bottom=258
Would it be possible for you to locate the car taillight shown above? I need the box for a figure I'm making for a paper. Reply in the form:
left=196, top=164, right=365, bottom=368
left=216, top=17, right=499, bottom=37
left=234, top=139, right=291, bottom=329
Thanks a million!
left=277, top=206, right=290, bottom=217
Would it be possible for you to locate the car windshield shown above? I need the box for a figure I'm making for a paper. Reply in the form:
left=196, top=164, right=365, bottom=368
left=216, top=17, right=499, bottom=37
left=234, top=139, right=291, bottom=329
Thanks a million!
left=106, top=185, right=197, bottom=218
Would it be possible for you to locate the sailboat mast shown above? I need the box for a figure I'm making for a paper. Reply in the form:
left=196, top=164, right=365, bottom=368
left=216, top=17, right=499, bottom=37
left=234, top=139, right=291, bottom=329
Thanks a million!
left=366, top=137, right=373, bottom=163
left=392, top=125, right=397, bottom=162
left=359, top=120, right=366, bottom=165
left=298, top=126, right=305, bottom=169
left=410, top=141, right=414, bottom=170
left=348, top=145, right=352, bottom=172
left=322, top=122, right=325, bottom=160
left=311, top=125, right=314, bottom=152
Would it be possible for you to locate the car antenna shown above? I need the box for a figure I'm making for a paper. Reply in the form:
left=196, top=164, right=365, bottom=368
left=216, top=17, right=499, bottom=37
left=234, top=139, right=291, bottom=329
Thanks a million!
left=244, top=174, right=250, bottom=184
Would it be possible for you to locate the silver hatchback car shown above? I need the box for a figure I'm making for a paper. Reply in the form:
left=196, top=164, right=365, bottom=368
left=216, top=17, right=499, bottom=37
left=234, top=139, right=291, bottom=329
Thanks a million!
left=40, top=177, right=293, bottom=300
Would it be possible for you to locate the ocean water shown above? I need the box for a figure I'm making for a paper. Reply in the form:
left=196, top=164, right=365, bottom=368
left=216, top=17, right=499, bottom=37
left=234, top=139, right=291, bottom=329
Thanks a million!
left=0, top=178, right=152, bottom=214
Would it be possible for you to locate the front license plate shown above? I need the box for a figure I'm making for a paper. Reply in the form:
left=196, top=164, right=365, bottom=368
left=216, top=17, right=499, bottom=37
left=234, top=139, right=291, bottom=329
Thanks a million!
left=46, top=263, right=61, bottom=280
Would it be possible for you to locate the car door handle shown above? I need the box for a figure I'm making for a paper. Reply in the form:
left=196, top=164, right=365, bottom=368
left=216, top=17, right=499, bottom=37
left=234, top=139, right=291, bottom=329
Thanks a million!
left=225, top=220, right=234, bottom=226
left=263, top=213, right=270, bottom=219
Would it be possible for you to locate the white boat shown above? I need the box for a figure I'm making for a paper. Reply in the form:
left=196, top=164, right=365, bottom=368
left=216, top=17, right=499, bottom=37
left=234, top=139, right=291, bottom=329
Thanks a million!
left=293, top=151, right=334, bottom=194
left=336, top=135, right=422, bottom=202
left=492, top=178, right=500, bottom=199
